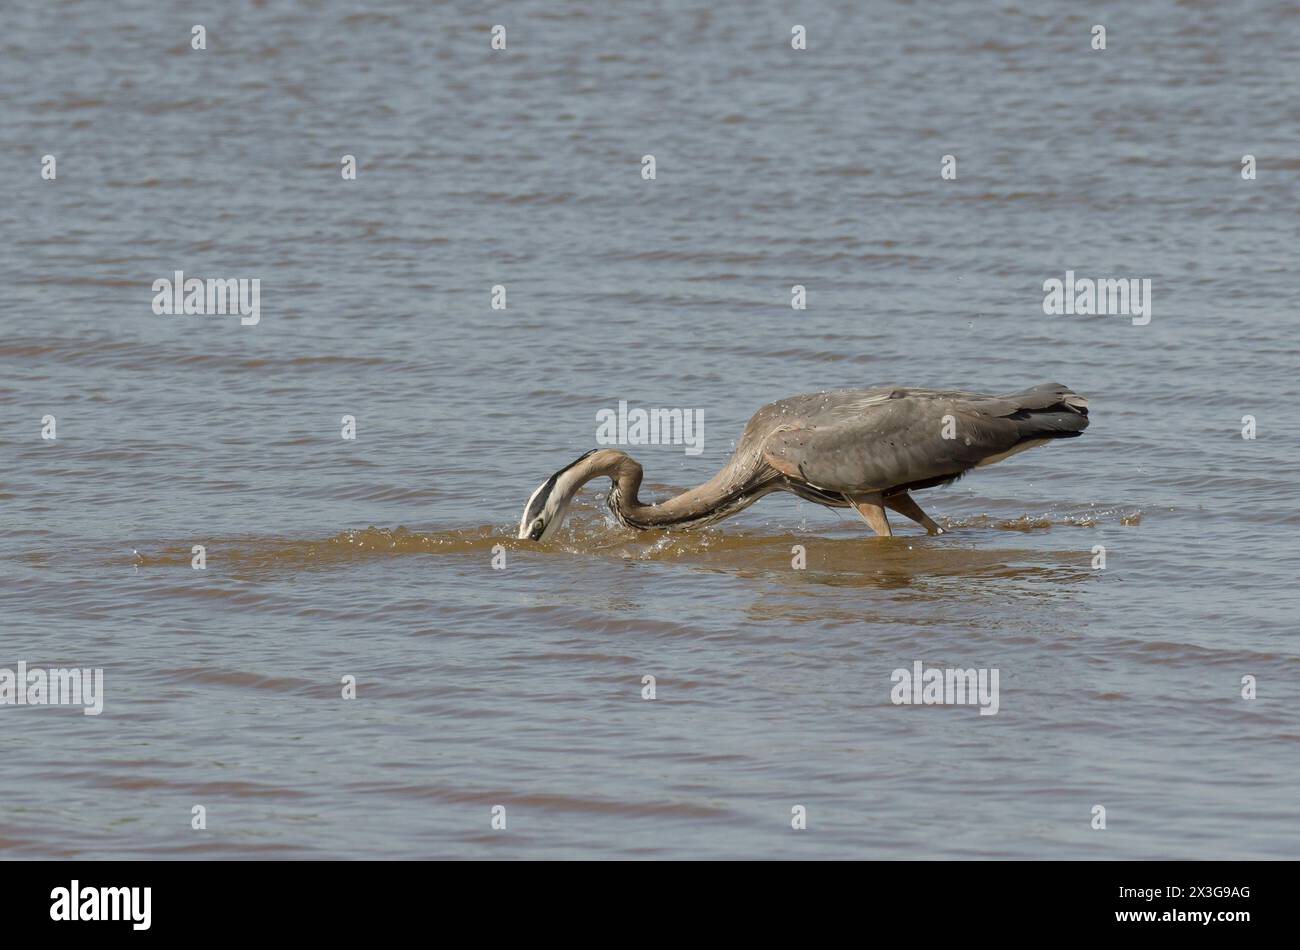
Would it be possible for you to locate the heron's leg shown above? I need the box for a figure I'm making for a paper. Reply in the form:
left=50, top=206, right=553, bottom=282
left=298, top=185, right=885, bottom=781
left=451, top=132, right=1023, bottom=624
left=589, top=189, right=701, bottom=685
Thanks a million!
left=884, top=492, right=945, bottom=536
left=844, top=492, right=892, bottom=537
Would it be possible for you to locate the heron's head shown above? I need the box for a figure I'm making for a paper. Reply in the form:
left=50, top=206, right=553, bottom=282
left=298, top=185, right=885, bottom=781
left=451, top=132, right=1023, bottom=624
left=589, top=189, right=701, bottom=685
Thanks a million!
left=517, top=449, right=602, bottom=542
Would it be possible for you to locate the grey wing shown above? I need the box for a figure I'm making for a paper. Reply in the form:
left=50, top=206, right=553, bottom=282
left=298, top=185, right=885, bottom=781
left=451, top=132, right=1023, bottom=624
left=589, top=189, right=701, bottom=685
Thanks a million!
left=759, top=384, right=1087, bottom=493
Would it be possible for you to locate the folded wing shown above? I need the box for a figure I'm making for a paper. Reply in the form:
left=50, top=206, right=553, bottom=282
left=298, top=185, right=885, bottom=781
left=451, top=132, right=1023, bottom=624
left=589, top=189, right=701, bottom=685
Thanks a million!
left=760, top=382, right=1088, bottom=494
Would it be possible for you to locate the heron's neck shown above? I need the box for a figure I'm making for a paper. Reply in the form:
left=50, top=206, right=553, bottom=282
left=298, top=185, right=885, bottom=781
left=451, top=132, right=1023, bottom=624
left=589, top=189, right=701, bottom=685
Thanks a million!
left=575, top=449, right=771, bottom=531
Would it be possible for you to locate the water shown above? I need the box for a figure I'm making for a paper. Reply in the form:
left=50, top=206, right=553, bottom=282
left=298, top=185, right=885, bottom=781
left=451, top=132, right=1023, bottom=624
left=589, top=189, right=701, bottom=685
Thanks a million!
left=2, top=0, right=1298, bottom=859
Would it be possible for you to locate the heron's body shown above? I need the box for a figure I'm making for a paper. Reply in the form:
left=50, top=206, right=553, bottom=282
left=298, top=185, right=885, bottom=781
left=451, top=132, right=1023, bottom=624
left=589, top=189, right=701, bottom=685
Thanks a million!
left=519, top=382, right=1089, bottom=541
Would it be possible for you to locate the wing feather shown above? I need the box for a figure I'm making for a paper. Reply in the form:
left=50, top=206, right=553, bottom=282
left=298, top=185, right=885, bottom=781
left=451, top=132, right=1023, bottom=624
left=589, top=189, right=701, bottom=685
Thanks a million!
left=759, top=384, right=1085, bottom=493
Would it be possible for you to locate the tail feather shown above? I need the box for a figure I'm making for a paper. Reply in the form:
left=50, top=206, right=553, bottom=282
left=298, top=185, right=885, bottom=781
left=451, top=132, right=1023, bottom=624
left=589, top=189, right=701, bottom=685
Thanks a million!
left=1008, top=383, right=1089, bottom=440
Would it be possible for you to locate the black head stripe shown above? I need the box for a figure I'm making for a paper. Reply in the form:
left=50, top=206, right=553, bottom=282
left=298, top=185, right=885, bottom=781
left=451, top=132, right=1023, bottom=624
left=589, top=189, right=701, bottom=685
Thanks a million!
left=524, top=479, right=555, bottom=523
left=524, top=450, right=597, bottom=528
left=560, top=449, right=597, bottom=472
left=530, top=451, right=596, bottom=515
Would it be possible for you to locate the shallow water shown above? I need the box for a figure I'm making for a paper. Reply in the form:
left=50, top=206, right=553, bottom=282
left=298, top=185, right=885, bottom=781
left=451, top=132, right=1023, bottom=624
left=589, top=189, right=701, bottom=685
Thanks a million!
left=2, top=0, right=1298, bottom=858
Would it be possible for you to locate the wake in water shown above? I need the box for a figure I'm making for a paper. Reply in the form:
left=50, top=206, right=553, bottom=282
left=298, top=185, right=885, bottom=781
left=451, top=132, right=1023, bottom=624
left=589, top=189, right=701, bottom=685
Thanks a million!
left=125, top=503, right=1142, bottom=573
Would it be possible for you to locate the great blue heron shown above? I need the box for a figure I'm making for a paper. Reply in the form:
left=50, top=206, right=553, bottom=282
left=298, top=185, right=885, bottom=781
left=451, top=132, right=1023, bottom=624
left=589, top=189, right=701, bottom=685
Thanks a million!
left=518, top=382, right=1089, bottom=542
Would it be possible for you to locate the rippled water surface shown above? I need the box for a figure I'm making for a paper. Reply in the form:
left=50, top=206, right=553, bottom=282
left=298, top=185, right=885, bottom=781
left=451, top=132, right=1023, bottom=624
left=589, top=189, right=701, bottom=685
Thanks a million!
left=2, top=0, right=1299, bottom=859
